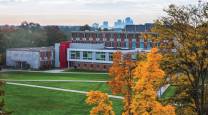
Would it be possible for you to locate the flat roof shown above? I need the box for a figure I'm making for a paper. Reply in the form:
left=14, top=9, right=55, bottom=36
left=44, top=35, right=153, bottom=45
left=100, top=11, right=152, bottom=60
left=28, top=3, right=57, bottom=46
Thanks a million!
left=71, top=31, right=158, bottom=34
left=7, top=47, right=53, bottom=52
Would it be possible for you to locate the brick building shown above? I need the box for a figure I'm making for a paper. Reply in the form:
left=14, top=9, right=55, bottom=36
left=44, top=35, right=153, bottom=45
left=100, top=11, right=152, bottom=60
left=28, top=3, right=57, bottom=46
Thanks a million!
left=55, top=31, right=157, bottom=71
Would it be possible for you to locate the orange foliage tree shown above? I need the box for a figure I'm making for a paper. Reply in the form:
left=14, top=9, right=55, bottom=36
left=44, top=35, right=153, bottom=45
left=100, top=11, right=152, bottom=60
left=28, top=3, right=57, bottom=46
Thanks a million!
left=86, top=91, right=115, bottom=115
left=131, top=48, right=175, bottom=114
left=108, top=52, right=136, bottom=115
left=86, top=48, right=176, bottom=115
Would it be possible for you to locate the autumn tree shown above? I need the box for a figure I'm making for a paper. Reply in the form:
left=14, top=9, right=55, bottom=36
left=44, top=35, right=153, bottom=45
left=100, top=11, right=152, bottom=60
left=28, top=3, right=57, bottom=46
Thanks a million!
left=131, top=48, right=175, bottom=115
left=86, top=48, right=176, bottom=115
left=86, top=91, right=115, bottom=115
left=151, top=2, right=208, bottom=115
left=108, top=52, right=135, bottom=115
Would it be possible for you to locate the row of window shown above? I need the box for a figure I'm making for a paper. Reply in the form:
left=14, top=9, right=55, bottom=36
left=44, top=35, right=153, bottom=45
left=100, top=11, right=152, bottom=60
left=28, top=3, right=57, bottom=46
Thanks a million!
left=70, top=51, right=113, bottom=61
left=104, top=41, right=157, bottom=49
left=72, top=33, right=151, bottom=39
left=40, top=51, right=52, bottom=60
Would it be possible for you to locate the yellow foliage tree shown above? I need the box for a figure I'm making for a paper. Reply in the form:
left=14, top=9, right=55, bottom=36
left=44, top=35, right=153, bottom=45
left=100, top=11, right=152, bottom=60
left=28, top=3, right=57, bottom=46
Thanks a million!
left=86, top=48, right=176, bottom=115
left=131, top=48, right=175, bottom=115
left=108, top=52, right=135, bottom=115
left=86, top=91, right=115, bottom=115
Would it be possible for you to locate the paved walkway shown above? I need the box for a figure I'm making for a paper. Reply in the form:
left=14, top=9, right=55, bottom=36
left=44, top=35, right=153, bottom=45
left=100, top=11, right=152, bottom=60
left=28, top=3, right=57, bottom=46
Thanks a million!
left=6, top=82, right=123, bottom=99
left=2, top=80, right=107, bottom=83
left=1, top=69, right=108, bottom=75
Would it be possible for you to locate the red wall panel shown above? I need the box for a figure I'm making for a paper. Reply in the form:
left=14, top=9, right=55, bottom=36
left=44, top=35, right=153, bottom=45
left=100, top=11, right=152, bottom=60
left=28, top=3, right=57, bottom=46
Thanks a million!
left=60, top=41, right=70, bottom=68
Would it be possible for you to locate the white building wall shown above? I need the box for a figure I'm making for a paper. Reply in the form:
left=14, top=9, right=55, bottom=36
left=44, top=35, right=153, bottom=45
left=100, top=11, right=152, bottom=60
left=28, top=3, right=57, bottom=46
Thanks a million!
left=6, top=50, right=40, bottom=69
left=67, top=48, right=139, bottom=64
left=55, top=43, right=60, bottom=68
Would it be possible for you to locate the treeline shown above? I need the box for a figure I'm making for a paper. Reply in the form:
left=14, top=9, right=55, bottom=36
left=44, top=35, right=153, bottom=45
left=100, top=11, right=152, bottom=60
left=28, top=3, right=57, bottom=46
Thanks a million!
left=0, top=21, right=67, bottom=64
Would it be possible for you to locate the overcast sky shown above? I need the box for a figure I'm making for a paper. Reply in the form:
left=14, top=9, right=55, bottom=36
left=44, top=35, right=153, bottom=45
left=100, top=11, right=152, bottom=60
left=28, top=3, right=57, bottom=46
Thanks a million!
left=0, top=0, right=206, bottom=25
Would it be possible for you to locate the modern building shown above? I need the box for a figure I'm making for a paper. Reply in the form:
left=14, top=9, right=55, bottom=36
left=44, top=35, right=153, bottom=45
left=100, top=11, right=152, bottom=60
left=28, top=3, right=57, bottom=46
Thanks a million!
left=55, top=41, right=139, bottom=71
left=54, top=31, right=160, bottom=71
left=6, top=47, right=54, bottom=69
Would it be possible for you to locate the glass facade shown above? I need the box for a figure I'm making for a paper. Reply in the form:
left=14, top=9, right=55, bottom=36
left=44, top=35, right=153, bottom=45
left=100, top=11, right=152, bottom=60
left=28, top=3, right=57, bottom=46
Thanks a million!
left=132, top=39, right=136, bottom=49
left=109, top=53, right=113, bottom=61
left=83, top=51, right=92, bottom=60
left=140, top=39, right=144, bottom=48
left=96, top=52, right=105, bottom=61
left=71, top=51, right=80, bottom=59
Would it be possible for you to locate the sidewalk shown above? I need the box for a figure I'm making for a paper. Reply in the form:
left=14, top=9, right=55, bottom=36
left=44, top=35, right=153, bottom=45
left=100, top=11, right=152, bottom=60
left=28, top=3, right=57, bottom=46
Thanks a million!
left=7, top=82, right=123, bottom=99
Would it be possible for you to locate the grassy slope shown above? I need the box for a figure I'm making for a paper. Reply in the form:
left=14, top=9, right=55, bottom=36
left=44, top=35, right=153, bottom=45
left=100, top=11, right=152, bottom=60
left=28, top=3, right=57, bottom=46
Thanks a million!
left=5, top=85, right=123, bottom=115
left=1, top=72, right=122, bottom=115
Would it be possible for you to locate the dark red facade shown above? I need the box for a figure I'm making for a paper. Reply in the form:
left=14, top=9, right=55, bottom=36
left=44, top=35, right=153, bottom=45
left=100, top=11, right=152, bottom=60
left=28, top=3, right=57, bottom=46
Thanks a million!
left=60, top=41, right=71, bottom=68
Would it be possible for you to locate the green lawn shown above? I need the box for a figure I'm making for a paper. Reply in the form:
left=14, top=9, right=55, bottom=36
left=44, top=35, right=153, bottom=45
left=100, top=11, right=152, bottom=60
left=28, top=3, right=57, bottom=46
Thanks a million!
left=0, top=72, right=109, bottom=81
left=15, top=81, right=113, bottom=94
left=5, top=85, right=123, bottom=115
left=0, top=71, right=176, bottom=115
left=161, top=85, right=177, bottom=99
left=0, top=72, right=122, bottom=115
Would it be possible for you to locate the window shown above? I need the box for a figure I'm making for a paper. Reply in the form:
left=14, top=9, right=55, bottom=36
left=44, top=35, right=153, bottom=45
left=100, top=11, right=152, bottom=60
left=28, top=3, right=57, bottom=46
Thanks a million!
left=110, top=42, right=114, bottom=47
left=117, top=41, right=121, bottom=47
left=85, top=33, right=90, bottom=38
left=124, top=41, right=129, bottom=48
left=109, top=53, right=113, bottom=61
left=83, top=51, right=92, bottom=60
left=96, top=52, right=105, bottom=61
left=117, top=33, right=122, bottom=38
left=147, top=42, right=152, bottom=49
left=132, top=40, right=136, bottom=49
left=71, top=51, right=80, bottom=59
left=140, top=39, right=144, bottom=48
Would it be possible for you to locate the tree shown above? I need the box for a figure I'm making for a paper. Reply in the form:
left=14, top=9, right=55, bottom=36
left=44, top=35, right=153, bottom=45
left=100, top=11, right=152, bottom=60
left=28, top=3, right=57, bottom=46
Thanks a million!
left=151, top=3, right=208, bottom=115
left=86, top=48, right=176, bottom=115
left=108, top=52, right=135, bottom=115
left=0, top=81, right=12, bottom=115
left=45, top=26, right=67, bottom=46
left=80, top=24, right=91, bottom=31
left=131, top=48, right=175, bottom=115
left=86, top=91, right=115, bottom=115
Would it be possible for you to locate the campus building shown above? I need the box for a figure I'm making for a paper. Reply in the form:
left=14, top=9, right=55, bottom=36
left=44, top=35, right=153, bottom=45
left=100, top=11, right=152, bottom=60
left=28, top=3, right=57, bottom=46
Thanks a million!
left=55, top=41, right=139, bottom=71
left=6, top=47, right=54, bottom=69
left=54, top=31, right=159, bottom=71
left=70, top=31, right=160, bottom=49
left=5, top=31, right=160, bottom=71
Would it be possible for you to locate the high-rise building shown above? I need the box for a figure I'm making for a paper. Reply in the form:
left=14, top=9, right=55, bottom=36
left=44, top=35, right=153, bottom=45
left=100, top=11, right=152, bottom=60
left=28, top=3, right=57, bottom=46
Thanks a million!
left=92, top=23, right=99, bottom=29
left=125, top=17, right=134, bottom=25
left=102, top=21, right=109, bottom=29
left=114, top=19, right=124, bottom=29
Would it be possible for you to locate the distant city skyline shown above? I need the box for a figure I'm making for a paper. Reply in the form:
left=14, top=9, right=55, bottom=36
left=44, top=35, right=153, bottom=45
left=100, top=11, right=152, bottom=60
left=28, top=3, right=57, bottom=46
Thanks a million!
left=0, top=0, right=204, bottom=25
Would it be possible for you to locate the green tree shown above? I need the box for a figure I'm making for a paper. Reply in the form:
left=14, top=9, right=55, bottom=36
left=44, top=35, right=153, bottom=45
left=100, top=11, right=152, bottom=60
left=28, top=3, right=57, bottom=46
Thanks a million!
left=152, top=3, right=208, bottom=115
left=45, top=26, right=67, bottom=46
left=80, top=24, right=91, bottom=31
left=0, top=81, right=12, bottom=114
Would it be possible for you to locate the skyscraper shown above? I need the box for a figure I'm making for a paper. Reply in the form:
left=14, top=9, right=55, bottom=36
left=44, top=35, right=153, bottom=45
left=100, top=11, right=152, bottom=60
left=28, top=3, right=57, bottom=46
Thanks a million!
left=125, top=17, right=134, bottom=25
